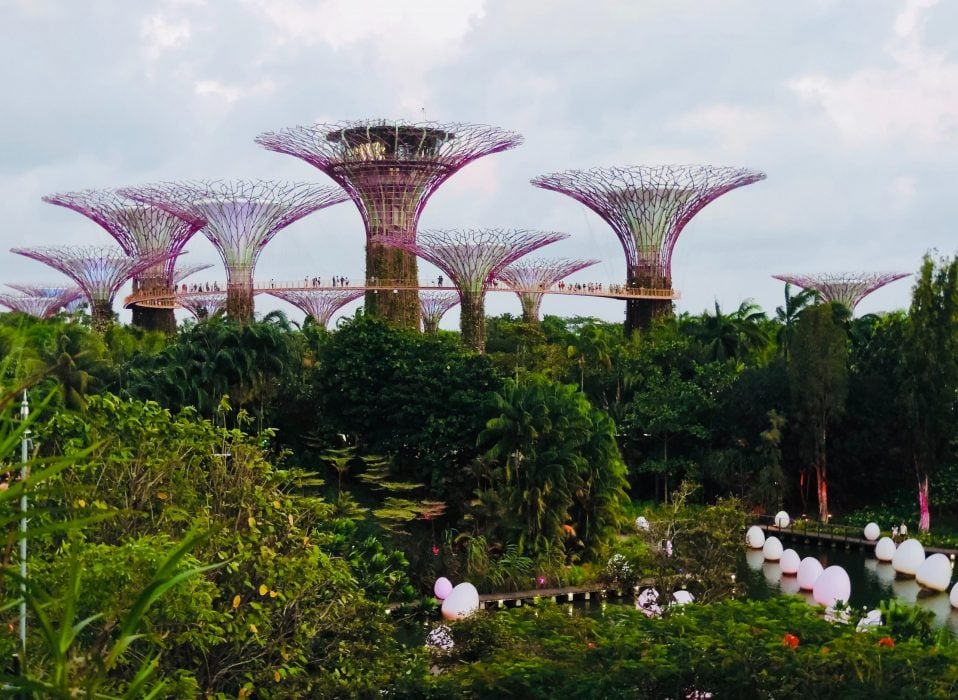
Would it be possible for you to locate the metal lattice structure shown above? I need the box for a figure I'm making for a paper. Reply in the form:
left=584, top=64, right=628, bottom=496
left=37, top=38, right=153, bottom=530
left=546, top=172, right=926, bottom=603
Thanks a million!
left=255, top=120, right=523, bottom=329
left=265, top=288, right=364, bottom=328
left=381, top=228, right=568, bottom=352
left=42, top=188, right=206, bottom=332
left=772, top=272, right=910, bottom=312
left=11, top=246, right=171, bottom=331
left=0, top=285, right=83, bottom=318
left=179, top=292, right=228, bottom=320
left=419, top=291, right=460, bottom=334
left=172, top=263, right=214, bottom=287
left=496, top=257, right=600, bottom=324
left=532, top=165, right=766, bottom=332
left=120, top=180, right=346, bottom=323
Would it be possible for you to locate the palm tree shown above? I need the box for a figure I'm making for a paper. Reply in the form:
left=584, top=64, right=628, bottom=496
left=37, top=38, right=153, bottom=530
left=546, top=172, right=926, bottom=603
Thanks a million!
left=775, top=283, right=819, bottom=361
left=689, top=299, right=770, bottom=363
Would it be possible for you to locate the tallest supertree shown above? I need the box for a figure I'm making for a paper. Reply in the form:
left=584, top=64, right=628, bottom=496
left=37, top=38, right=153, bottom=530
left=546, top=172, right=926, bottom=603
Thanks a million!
left=532, top=165, right=766, bottom=333
left=255, top=120, right=523, bottom=329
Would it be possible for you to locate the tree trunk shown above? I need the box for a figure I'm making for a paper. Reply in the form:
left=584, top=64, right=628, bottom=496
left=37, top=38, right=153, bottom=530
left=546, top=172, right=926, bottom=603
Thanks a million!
left=624, top=266, right=673, bottom=335
left=364, top=241, right=420, bottom=330
left=226, top=280, right=254, bottom=324
left=459, top=291, right=486, bottom=353
left=814, top=460, right=828, bottom=523
left=132, top=305, right=177, bottom=334
left=918, top=473, right=931, bottom=532
left=90, top=299, right=114, bottom=334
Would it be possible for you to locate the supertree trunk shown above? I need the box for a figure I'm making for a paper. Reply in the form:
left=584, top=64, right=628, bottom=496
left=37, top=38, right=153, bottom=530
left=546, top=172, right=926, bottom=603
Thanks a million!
left=459, top=291, right=486, bottom=353
left=625, top=266, right=673, bottom=333
left=131, top=274, right=177, bottom=333
left=91, top=299, right=115, bottom=333
left=365, top=241, right=419, bottom=328
left=226, top=279, right=255, bottom=323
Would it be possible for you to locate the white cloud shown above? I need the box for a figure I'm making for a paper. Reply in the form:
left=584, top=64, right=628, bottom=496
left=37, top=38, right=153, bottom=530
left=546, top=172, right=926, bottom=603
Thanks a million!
left=672, top=104, right=778, bottom=152
left=140, top=12, right=191, bottom=62
left=789, top=0, right=958, bottom=146
left=193, top=78, right=274, bottom=104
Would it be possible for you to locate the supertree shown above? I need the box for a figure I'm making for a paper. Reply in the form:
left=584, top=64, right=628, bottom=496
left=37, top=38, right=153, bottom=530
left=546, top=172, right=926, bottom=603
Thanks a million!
left=381, top=229, right=568, bottom=352
left=179, top=291, right=228, bottom=320
left=120, top=180, right=346, bottom=323
left=255, top=120, right=523, bottom=329
left=11, top=246, right=172, bottom=332
left=265, top=288, right=364, bottom=328
left=172, top=262, right=215, bottom=287
left=0, top=285, right=82, bottom=318
left=496, top=257, right=600, bottom=324
left=42, top=188, right=206, bottom=333
left=771, top=272, right=910, bottom=312
left=419, top=291, right=460, bottom=333
left=532, top=165, right=766, bottom=333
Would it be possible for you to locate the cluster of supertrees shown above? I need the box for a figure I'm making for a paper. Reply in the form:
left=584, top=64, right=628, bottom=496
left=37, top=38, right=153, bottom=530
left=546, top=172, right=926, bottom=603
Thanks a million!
left=1, top=118, right=909, bottom=351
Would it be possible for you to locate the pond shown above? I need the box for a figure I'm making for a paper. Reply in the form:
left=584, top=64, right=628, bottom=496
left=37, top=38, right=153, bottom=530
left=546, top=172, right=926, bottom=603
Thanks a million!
left=741, top=544, right=958, bottom=634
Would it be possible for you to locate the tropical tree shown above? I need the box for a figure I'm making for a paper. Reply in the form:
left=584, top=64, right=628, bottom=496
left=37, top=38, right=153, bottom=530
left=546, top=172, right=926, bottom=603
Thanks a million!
left=685, top=299, right=770, bottom=364
left=775, top=283, right=819, bottom=361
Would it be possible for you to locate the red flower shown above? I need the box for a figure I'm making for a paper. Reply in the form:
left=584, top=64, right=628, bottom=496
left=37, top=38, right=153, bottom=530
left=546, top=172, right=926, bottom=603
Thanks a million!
left=878, top=637, right=895, bottom=648
left=432, top=545, right=440, bottom=556
left=783, top=633, right=800, bottom=649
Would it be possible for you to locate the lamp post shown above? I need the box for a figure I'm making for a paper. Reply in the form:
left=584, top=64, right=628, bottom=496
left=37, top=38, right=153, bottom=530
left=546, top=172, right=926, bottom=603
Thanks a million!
left=19, top=390, right=29, bottom=671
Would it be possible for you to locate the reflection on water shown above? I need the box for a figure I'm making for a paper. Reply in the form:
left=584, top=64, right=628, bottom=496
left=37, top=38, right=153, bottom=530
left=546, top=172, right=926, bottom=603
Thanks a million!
left=743, top=544, right=958, bottom=634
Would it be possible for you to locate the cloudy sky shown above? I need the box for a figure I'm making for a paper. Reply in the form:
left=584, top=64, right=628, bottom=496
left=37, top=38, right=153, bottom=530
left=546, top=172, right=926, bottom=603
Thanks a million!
left=2, top=0, right=956, bottom=327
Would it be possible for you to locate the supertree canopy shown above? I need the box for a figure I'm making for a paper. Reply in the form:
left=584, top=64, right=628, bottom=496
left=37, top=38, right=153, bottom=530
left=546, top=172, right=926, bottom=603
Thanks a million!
left=0, top=285, right=82, bottom=318
left=120, top=180, right=347, bottom=323
left=419, top=291, right=460, bottom=334
left=179, top=291, right=228, bottom=320
left=265, top=288, right=364, bottom=328
left=772, top=272, right=910, bottom=312
left=255, top=120, right=523, bottom=329
left=172, top=262, right=215, bottom=287
left=11, top=245, right=171, bottom=331
left=531, top=165, right=766, bottom=332
left=381, top=228, right=568, bottom=352
left=42, top=188, right=206, bottom=333
left=496, top=257, right=600, bottom=324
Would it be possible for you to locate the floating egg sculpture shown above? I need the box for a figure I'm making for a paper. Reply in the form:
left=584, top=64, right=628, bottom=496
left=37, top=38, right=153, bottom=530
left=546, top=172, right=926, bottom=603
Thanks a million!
left=797, top=557, right=824, bottom=591
left=780, top=575, right=801, bottom=595
left=672, top=590, right=694, bottom=605
left=636, top=516, right=650, bottom=531
left=874, top=537, right=896, bottom=562
left=780, top=549, right=801, bottom=575
left=762, top=536, right=783, bottom=561
left=916, top=553, right=952, bottom=592
left=813, top=565, right=851, bottom=607
left=892, top=538, right=926, bottom=577
left=774, top=511, right=790, bottom=528
left=433, top=577, right=453, bottom=600
left=950, top=582, right=958, bottom=609
left=745, top=525, right=766, bottom=549
left=441, top=582, right=480, bottom=621
left=863, top=522, right=881, bottom=541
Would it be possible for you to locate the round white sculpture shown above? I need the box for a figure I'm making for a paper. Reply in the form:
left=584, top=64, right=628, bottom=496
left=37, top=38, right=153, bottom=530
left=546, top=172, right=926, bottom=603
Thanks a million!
left=916, top=553, right=953, bottom=592
left=433, top=577, right=453, bottom=600
left=774, top=511, right=790, bottom=529
left=892, top=538, right=926, bottom=577
left=762, top=536, right=783, bottom=561
left=950, top=582, right=958, bottom=609
left=874, top=536, right=896, bottom=562
left=779, top=549, right=801, bottom=575
left=797, top=557, right=824, bottom=591
left=636, top=516, right=650, bottom=531
left=863, top=522, right=881, bottom=541
left=672, top=590, right=694, bottom=605
left=745, top=525, right=766, bottom=549
left=856, top=609, right=882, bottom=631
left=441, top=582, right=480, bottom=620
left=813, top=565, right=851, bottom=607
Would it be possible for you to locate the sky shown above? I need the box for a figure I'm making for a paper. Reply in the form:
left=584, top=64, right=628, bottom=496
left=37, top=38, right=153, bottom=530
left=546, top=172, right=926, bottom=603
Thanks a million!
left=2, top=0, right=957, bottom=328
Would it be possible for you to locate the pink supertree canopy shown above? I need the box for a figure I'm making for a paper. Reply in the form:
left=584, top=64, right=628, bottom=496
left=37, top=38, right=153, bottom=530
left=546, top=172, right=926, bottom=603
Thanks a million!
left=172, top=262, right=215, bottom=287
left=266, top=288, right=364, bottom=328
left=418, top=291, right=460, bottom=333
left=496, top=257, right=600, bottom=323
left=255, top=120, right=523, bottom=329
left=120, top=179, right=347, bottom=322
left=11, top=245, right=172, bottom=330
left=0, top=285, right=82, bottom=319
left=178, top=291, right=228, bottom=320
left=531, top=165, right=765, bottom=331
left=772, top=272, right=910, bottom=311
left=381, top=228, right=568, bottom=352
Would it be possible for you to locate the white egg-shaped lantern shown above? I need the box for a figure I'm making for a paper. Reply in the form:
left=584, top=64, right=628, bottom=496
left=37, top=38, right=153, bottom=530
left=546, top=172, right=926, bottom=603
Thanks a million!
left=874, top=537, right=896, bottom=562
left=780, top=549, right=801, bottom=575
left=863, top=523, right=881, bottom=541
left=797, top=557, right=824, bottom=591
left=433, top=577, right=453, bottom=600
left=916, top=553, right=953, bottom=592
left=774, top=511, right=790, bottom=529
left=745, top=525, right=766, bottom=549
left=950, top=582, right=958, bottom=609
left=441, top=582, right=480, bottom=621
left=672, top=590, right=694, bottom=605
left=892, top=538, right=926, bottom=577
left=762, top=536, right=783, bottom=561
left=636, top=516, right=650, bottom=531
left=813, top=565, right=852, bottom=607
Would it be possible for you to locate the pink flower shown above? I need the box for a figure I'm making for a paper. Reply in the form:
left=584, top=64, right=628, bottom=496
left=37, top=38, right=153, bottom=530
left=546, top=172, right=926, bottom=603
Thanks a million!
left=432, top=545, right=440, bottom=556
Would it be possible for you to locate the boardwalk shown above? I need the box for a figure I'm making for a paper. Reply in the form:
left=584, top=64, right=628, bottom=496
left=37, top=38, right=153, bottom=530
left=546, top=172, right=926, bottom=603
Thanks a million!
left=755, top=520, right=958, bottom=558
